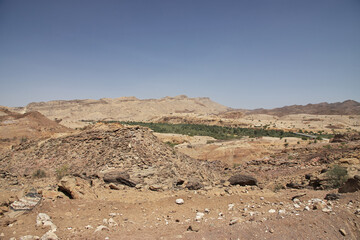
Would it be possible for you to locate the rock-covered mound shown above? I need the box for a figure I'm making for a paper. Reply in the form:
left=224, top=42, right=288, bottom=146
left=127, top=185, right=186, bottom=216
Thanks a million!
left=0, top=123, right=226, bottom=189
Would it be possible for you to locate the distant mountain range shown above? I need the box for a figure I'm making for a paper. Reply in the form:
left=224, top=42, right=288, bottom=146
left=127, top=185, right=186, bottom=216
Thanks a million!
left=249, top=100, right=360, bottom=116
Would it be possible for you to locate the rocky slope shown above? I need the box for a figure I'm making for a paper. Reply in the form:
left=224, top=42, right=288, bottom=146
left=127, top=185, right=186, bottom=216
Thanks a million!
left=0, top=107, right=71, bottom=149
left=0, top=122, right=226, bottom=190
left=9, top=95, right=230, bottom=128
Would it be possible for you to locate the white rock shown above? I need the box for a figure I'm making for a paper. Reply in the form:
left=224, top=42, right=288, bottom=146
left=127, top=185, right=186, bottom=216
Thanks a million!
left=85, top=225, right=93, bottom=229
left=195, top=212, right=205, bottom=220
left=40, top=231, right=58, bottom=240
left=43, top=221, right=57, bottom=232
left=229, top=217, right=240, bottom=225
left=36, top=213, right=51, bottom=227
left=228, top=204, right=235, bottom=211
left=294, top=204, right=301, bottom=208
left=204, top=208, right=210, bottom=213
left=278, top=209, right=286, bottom=214
left=304, top=206, right=310, bottom=211
left=260, top=197, right=264, bottom=200
left=108, top=218, right=118, bottom=227
left=322, top=207, right=332, bottom=213
left=175, top=199, right=184, bottom=205
left=20, top=235, right=40, bottom=240
left=102, top=218, right=108, bottom=225
left=293, top=198, right=300, bottom=203
left=94, top=225, right=110, bottom=233
left=109, top=213, right=117, bottom=217
left=268, top=209, right=276, bottom=213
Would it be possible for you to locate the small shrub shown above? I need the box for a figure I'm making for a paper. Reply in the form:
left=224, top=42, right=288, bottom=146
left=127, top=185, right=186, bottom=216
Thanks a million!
left=32, top=169, right=46, bottom=178
left=273, top=183, right=283, bottom=192
left=56, top=165, right=69, bottom=180
left=326, top=165, right=348, bottom=188
left=165, top=141, right=178, bottom=148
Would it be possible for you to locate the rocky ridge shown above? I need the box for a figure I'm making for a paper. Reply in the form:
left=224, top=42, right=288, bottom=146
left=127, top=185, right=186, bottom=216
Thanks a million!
left=0, top=123, right=226, bottom=190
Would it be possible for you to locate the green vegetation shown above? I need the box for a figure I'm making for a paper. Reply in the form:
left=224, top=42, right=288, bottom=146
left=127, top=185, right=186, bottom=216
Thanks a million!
left=326, top=165, right=348, bottom=188
left=113, top=121, right=302, bottom=140
left=165, top=141, right=178, bottom=148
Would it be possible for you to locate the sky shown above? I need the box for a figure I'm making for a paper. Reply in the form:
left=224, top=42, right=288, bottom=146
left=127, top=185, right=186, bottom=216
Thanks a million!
left=0, top=0, right=359, bottom=109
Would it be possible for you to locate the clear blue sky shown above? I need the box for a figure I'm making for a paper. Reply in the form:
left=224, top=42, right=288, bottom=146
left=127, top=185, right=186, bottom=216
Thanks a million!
left=0, top=0, right=359, bottom=109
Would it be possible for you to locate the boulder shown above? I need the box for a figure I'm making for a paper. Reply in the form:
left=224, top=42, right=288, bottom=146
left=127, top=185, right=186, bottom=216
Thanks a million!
left=186, top=181, right=203, bottom=190
left=338, top=175, right=360, bottom=193
left=58, top=176, right=97, bottom=199
left=228, top=174, right=257, bottom=186
left=324, top=193, right=340, bottom=200
left=103, top=171, right=136, bottom=187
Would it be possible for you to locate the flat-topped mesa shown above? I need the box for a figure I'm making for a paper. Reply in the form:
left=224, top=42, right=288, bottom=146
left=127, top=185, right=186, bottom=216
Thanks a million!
left=8, top=96, right=230, bottom=128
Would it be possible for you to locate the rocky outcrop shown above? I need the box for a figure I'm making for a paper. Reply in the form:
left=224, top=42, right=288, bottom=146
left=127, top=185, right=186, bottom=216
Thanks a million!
left=338, top=175, right=360, bottom=193
left=103, top=171, right=136, bottom=187
left=58, top=176, right=97, bottom=199
left=228, top=174, right=257, bottom=186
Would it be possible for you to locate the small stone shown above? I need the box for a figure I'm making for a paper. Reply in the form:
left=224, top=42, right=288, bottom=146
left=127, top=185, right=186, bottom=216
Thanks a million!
left=228, top=204, right=235, bottom=211
left=260, top=197, right=264, bottom=200
left=322, top=207, right=332, bottom=213
left=304, top=206, right=310, bottom=211
left=278, top=209, right=286, bottom=214
left=204, top=208, right=210, bottom=213
left=40, top=231, right=58, bottom=240
left=36, top=213, right=51, bottom=227
left=108, top=218, right=118, bottom=227
left=175, top=199, right=184, bottom=205
left=149, top=184, right=163, bottom=191
left=85, top=225, right=93, bottom=229
left=268, top=209, right=276, bottom=213
left=19, top=235, right=40, bottom=240
left=108, top=183, right=120, bottom=190
left=195, top=212, right=205, bottom=220
left=109, top=213, right=117, bottom=217
left=187, top=223, right=200, bottom=232
left=294, top=204, right=301, bottom=208
left=229, top=217, right=240, bottom=225
left=339, top=229, right=346, bottom=236
left=94, top=225, right=110, bottom=233
left=269, top=228, right=274, bottom=233
left=354, top=209, right=360, bottom=215
left=223, top=181, right=231, bottom=187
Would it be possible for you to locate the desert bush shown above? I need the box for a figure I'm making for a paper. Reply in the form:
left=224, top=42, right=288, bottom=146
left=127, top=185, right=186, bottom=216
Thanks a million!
left=326, top=165, right=348, bottom=188
left=273, top=183, right=284, bottom=192
left=56, top=164, right=69, bottom=180
left=32, top=169, right=46, bottom=178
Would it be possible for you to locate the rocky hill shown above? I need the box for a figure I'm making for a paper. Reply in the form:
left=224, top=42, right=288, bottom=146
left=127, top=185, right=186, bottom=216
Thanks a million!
left=0, top=107, right=71, bottom=148
left=249, top=100, right=360, bottom=116
left=0, top=122, right=226, bottom=190
left=10, top=95, right=230, bottom=128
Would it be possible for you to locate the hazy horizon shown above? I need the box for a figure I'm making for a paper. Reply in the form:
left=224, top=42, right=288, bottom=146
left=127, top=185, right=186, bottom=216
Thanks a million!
left=1, top=0, right=359, bottom=109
